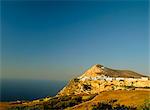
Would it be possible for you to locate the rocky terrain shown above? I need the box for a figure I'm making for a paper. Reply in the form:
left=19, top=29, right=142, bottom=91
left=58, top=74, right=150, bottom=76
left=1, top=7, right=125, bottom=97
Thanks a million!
left=79, top=64, right=145, bottom=78
left=57, top=64, right=149, bottom=96
left=1, top=64, right=150, bottom=110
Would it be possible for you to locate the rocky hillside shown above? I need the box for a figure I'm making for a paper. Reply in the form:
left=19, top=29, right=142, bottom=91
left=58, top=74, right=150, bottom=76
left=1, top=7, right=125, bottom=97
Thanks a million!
left=3, top=64, right=150, bottom=110
left=57, top=64, right=149, bottom=96
left=80, top=64, right=145, bottom=78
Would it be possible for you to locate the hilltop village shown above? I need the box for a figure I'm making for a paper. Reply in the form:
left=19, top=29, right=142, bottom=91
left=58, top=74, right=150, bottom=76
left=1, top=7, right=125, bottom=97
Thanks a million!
left=58, top=64, right=150, bottom=96
left=2, top=64, right=150, bottom=110
left=78, top=74, right=149, bottom=81
left=78, top=66, right=149, bottom=81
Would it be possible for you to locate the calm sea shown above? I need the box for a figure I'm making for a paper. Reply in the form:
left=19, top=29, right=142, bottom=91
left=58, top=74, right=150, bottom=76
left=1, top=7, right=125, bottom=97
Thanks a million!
left=0, top=79, right=67, bottom=102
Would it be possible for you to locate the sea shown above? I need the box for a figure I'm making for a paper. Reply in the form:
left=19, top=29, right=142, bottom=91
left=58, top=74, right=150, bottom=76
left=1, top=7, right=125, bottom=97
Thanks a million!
left=0, top=79, right=67, bottom=102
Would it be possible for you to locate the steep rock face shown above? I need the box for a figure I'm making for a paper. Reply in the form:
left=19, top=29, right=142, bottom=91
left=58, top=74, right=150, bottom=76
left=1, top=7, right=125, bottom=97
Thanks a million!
left=57, top=64, right=149, bottom=96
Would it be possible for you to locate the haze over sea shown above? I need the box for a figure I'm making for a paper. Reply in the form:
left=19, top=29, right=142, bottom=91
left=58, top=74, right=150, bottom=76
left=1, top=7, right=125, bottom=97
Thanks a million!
left=0, top=79, right=67, bottom=102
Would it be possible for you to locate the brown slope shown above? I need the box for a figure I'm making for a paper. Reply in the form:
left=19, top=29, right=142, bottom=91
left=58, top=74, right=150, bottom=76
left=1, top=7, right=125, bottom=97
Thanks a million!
left=82, top=64, right=146, bottom=78
left=67, top=90, right=150, bottom=110
left=100, top=67, right=145, bottom=78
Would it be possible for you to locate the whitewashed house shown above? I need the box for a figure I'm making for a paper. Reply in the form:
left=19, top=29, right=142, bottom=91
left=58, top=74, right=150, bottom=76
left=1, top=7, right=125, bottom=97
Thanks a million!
left=91, top=77, right=97, bottom=80
left=139, top=77, right=148, bottom=81
left=101, top=66, right=105, bottom=69
left=80, top=76, right=90, bottom=81
left=79, top=73, right=149, bottom=81
left=125, top=78, right=137, bottom=81
left=116, top=77, right=125, bottom=81
left=105, top=77, right=113, bottom=81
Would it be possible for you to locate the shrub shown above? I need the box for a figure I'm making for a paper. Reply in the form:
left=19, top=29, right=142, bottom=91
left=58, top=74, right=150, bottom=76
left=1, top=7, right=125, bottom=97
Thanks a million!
left=92, top=102, right=113, bottom=110
left=112, top=86, right=115, bottom=90
left=108, top=99, right=117, bottom=104
left=92, top=101, right=137, bottom=110
left=74, top=78, right=79, bottom=82
left=9, top=106, right=29, bottom=110
left=73, top=96, right=81, bottom=101
left=60, top=95, right=71, bottom=101
left=139, top=99, right=150, bottom=110
left=39, top=99, right=43, bottom=101
left=83, top=84, right=91, bottom=90
left=114, top=104, right=136, bottom=110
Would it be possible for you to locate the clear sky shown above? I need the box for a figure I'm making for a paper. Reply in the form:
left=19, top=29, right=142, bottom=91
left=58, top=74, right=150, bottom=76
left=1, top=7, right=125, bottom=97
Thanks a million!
left=1, top=1, right=149, bottom=81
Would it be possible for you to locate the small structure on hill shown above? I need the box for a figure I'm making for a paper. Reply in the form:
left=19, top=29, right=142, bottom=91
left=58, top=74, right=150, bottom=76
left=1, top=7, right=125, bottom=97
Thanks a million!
left=140, top=77, right=148, bottom=81
left=79, top=74, right=149, bottom=81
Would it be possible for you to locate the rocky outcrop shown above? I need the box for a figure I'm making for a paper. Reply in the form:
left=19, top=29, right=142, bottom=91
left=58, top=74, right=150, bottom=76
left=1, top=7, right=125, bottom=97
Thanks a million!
left=57, top=64, right=149, bottom=96
left=79, top=64, right=104, bottom=78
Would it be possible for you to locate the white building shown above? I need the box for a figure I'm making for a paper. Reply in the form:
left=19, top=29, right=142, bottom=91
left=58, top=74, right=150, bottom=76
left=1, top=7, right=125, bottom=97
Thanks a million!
left=139, top=77, right=148, bottom=81
left=101, top=66, right=105, bottom=69
left=105, top=77, right=113, bottom=81
left=80, top=76, right=90, bottom=81
left=124, top=77, right=149, bottom=81
left=124, top=78, right=133, bottom=81
left=79, top=74, right=149, bottom=82
left=116, top=77, right=125, bottom=81
left=91, top=77, right=97, bottom=80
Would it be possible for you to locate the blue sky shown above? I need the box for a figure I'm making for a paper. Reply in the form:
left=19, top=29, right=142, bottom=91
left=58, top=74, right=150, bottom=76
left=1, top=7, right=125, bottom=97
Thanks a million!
left=1, top=1, right=149, bottom=80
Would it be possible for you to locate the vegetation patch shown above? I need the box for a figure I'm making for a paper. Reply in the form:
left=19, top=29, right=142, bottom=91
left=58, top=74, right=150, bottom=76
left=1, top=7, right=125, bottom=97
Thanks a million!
left=8, top=94, right=96, bottom=110
left=92, top=100, right=136, bottom=110
left=83, top=84, right=91, bottom=91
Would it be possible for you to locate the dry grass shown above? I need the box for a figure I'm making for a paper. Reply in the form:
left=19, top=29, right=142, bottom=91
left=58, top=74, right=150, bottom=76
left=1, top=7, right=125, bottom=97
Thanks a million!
left=68, top=90, right=150, bottom=110
left=1, top=90, right=149, bottom=110
left=0, top=102, right=10, bottom=110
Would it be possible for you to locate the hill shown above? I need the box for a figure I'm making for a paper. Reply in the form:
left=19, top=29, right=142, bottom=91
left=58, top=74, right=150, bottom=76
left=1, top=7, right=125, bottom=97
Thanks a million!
left=67, top=90, right=150, bottom=110
left=80, top=64, right=145, bottom=78
left=57, top=64, right=149, bottom=96
left=1, top=64, right=149, bottom=110
left=1, top=90, right=149, bottom=110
